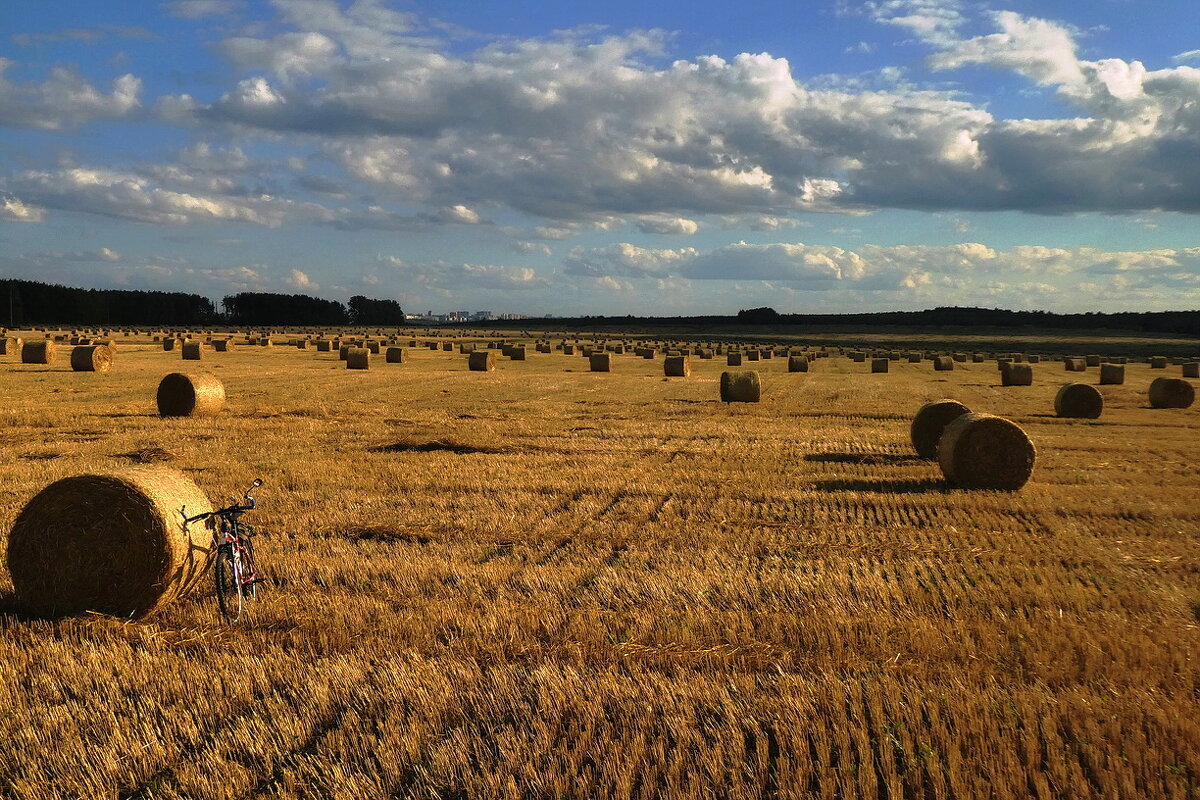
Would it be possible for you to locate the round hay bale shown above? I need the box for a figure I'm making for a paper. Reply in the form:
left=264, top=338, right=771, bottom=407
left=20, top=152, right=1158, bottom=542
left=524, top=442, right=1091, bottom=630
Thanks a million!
left=938, top=413, right=1036, bottom=491
left=346, top=348, right=370, bottom=369
left=385, top=346, right=407, bottom=363
left=1098, top=363, right=1125, bottom=385
left=1, top=336, right=24, bottom=355
left=1001, top=363, right=1033, bottom=386
left=1150, top=356, right=1168, bottom=369
left=315, top=339, right=332, bottom=352
left=1149, top=377, right=1195, bottom=409
left=212, top=339, right=231, bottom=352
left=156, top=372, right=225, bottom=417
left=720, top=370, right=761, bottom=403
left=870, top=358, right=889, bottom=373
left=664, top=355, right=690, bottom=377
left=727, top=352, right=743, bottom=367
left=510, top=346, right=527, bottom=361
left=6, top=467, right=216, bottom=619
left=933, top=355, right=954, bottom=371
left=788, top=355, right=809, bottom=373
left=162, top=338, right=180, bottom=352
left=745, top=351, right=760, bottom=362
left=589, top=352, right=613, bottom=372
left=21, top=340, right=56, bottom=364
left=70, top=344, right=113, bottom=373
left=1054, top=383, right=1103, bottom=419
left=469, top=351, right=495, bottom=371
left=910, top=399, right=972, bottom=460
left=1183, top=362, right=1199, bottom=379
left=181, top=342, right=203, bottom=360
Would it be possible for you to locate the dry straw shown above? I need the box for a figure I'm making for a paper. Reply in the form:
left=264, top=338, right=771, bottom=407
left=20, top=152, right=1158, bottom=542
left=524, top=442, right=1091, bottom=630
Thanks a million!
left=1099, top=363, right=1125, bottom=385
left=727, top=352, right=743, bottom=366
left=385, top=346, right=407, bottom=363
left=1054, top=383, right=1104, bottom=419
left=590, top=352, right=613, bottom=372
left=346, top=347, right=371, bottom=369
left=156, top=372, right=225, bottom=417
left=1183, top=362, right=1199, bottom=378
left=910, top=399, right=971, bottom=460
left=938, top=413, right=1036, bottom=490
left=720, top=370, right=761, bottom=402
left=70, top=344, right=113, bottom=372
left=181, top=342, right=203, bottom=360
left=6, top=467, right=216, bottom=619
left=933, top=355, right=954, bottom=371
left=664, top=355, right=690, bottom=377
left=469, top=351, right=495, bottom=371
left=871, top=358, right=889, bottom=373
left=2, top=336, right=25, bottom=355
left=21, top=340, right=56, bottom=364
left=788, top=355, right=810, bottom=373
left=1001, top=363, right=1033, bottom=386
left=1149, top=377, right=1194, bottom=409
left=212, top=339, right=231, bottom=352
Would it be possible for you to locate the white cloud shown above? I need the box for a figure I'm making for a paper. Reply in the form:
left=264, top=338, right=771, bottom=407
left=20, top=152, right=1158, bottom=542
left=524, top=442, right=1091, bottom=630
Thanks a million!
left=511, top=241, right=552, bottom=256
left=162, top=1, right=242, bottom=19
left=287, top=268, right=316, bottom=289
left=1174, top=50, right=1200, bottom=64
left=0, top=195, right=45, bottom=223
left=0, top=58, right=141, bottom=130
left=633, top=215, right=699, bottom=235
left=376, top=255, right=550, bottom=291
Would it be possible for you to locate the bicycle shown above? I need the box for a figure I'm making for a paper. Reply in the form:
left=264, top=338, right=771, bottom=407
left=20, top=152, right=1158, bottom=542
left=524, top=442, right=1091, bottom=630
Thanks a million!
left=183, top=478, right=265, bottom=622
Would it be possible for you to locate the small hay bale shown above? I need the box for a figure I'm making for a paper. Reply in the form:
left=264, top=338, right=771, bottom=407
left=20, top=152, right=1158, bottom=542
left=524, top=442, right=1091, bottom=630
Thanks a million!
left=727, top=352, right=743, bottom=366
left=1149, top=377, right=1195, bottom=409
left=338, top=344, right=354, bottom=361
left=213, top=339, right=231, bottom=352
left=6, top=467, right=216, bottom=619
left=933, top=356, right=954, bottom=371
left=590, top=353, right=613, bottom=372
left=70, top=344, right=113, bottom=373
left=938, top=413, right=1036, bottom=491
left=315, top=339, right=332, bottom=352
left=21, top=340, right=56, bottom=364
left=1183, top=362, right=1199, bottom=379
left=745, top=351, right=760, bottom=362
left=510, top=346, right=527, bottom=361
left=469, top=351, right=495, bottom=371
left=1098, top=363, right=1125, bottom=385
left=1, top=336, right=24, bottom=355
left=346, top=348, right=370, bottom=369
left=156, top=372, right=225, bottom=417
left=1055, top=383, right=1103, bottom=419
left=720, top=371, right=761, bottom=403
left=1064, top=357, right=1086, bottom=372
left=162, top=338, right=180, bottom=352
left=788, top=355, right=809, bottom=373
left=1001, top=363, right=1033, bottom=386
left=563, top=345, right=576, bottom=355
left=1085, top=355, right=1101, bottom=367
left=910, top=399, right=972, bottom=460
left=385, top=347, right=407, bottom=363
left=1150, top=356, right=1168, bottom=369
left=870, top=358, right=889, bottom=373
left=664, top=355, right=690, bottom=377
left=181, top=342, right=203, bottom=360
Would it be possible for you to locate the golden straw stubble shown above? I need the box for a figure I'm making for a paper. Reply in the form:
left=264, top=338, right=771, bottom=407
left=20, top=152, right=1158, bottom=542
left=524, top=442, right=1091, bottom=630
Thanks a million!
left=6, top=467, right=216, bottom=619
left=938, top=413, right=1036, bottom=490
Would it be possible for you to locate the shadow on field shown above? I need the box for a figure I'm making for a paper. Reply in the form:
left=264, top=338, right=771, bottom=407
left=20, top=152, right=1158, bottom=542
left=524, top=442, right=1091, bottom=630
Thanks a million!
left=812, top=477, right=950, bottom=494
left=804, top=452, right=923, bottom=465
left=370, top=437, right=526, bottom=455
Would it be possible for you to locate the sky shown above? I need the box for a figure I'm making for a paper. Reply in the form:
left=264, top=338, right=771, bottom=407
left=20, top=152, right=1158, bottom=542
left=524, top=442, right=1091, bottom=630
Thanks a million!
left=1, top=0, right=1199, bottom=317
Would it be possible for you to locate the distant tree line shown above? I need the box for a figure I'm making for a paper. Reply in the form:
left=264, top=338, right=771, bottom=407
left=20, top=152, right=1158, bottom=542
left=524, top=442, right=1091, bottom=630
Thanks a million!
left=0, top=279, right=405, bottom=327
left=735, top=306, right=1200, bottom=336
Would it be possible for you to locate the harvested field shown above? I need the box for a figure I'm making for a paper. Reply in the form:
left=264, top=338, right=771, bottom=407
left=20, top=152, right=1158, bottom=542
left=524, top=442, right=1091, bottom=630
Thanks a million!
left=0, top=330, right=1198, bottom=799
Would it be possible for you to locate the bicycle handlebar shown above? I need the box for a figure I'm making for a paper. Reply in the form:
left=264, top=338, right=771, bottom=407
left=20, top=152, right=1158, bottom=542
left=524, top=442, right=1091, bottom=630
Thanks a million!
left=182, top=478, right=263, bottom=525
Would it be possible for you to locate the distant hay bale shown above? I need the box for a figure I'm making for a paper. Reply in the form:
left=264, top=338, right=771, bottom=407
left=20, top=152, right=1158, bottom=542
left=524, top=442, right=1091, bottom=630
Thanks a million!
left=339, top=344, right=354, bottom=361
left=1055, top=383, right=1103, bottom=419
left=1001, top=363, right=1033, bottom=386
left=1149, top=377, right=1194, bottom=409
left=346, top=348, right=370, bottom=369
left=469, top=351, right=495, bottom=371
left=745, top=351, right=760, bottom=362
left=314, top=339, right=330, bottom=352
left=910, top=399, right=971, bottom=460
left=1, top=336, right=24, bottom=355
left=1150, top=356, right=1168, bottom=368
left=727, top=352, right=743, bottom=366
left=933, top=356, right=954, bottom=371
left=162, top=338, right=180, bottom=352
left=441, top=342, right=454, bottom=352
left=6, top=467, right=216, bottom=619
left=720, top=370, right=761, bottom=403
left=156, top=372, right=225, bottom=417
left=21, top=340, right=56, bottom=365
left=213, top=339, right=231, bottom=352
left=70, top=345, right=113, bottom=373
left=510, top=346, right=527, bottom=361
left=1183, top=362, right=1199, bottom=379
left=1028, top=355, right=1041, bottom=363
left=1064, top=357, right=1086, bottom=372
left=296, top=339, right=310, bottom=350
left=1099, top=363, right=1125, bottom=385
left=1085, top=355, right=1101, bottom=367
left=563, top=345, right=576, bottom=355
left=871, top=358, right=889, bottom=373
left=590, top=352, right=613, bottom=372
left=664, top=355, right=690, bottom=377
left=788, top=355, right=810, bottom=373
left=385, top=347, right=407, bottom=363
left=181, top=342, right=203, bottom=360
left=938, top=413, right=1036, bottom=491
left=699, top=349, right=714, bottom=359
left=972, top=353, right=985, bottom=363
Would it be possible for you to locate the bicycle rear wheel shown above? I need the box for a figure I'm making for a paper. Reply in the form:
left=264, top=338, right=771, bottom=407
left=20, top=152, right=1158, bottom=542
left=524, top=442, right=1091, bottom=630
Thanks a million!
left=214, top=543, right=244, bottom=621
left=241, top=537, right=258, bottom=601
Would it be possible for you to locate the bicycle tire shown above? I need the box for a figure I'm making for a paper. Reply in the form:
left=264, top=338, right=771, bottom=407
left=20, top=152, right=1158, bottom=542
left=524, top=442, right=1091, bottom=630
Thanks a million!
left=241, top=536, right=258, bottom=601
left=214, top=543, right=243, bottom=622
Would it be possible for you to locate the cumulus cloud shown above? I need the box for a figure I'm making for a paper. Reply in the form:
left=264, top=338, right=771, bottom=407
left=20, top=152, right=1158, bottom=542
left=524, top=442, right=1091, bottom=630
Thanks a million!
left=633, top=215, right=699, bottom=235
left=512, top=241, right=552, bottom=256
left=0, top=58, right=141, bottom=130
left=378, top=255, right=549, bottom=291
left=286, top=268, right=316, bottom=289
left=0, top=195, right=44, bottom=222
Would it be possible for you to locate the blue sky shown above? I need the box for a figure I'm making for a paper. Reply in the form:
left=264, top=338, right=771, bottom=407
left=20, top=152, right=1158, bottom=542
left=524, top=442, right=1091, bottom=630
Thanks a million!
left=2, top=0, right=1198, bottom=317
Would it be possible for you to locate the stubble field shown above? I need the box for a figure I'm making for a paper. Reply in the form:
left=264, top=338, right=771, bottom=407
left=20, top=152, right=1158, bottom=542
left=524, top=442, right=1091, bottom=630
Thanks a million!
left=0, top=332, right=1197, bottom=799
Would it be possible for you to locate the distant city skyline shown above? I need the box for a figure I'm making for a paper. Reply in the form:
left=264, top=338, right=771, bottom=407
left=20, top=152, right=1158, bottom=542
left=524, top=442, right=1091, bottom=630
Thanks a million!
left=2, top=0, right=1199, bottom=315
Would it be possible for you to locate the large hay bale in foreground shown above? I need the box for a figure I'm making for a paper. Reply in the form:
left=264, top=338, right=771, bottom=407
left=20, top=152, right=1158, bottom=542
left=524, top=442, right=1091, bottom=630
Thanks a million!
left=788, top=355, right=809, bottom=373
left=720, top=371, right=761, bottom=403
left=21, top=340, right=56, bottom=365
left=346, top=348, right=370, bottom=369
left=469, top=351, right=495, bottom=371
left=664, top=355, right=690, bottom=377
left=156, top=372, right=225, bottom=417
left=910, top=399, right=971, bottom=460
left=1099, top=363, right=1125, bottom=385
left=70, top=344, right=113, bottom=373
left=1055, top=383, right=1103, bottom=419
left=6, top=467, right=216, bottom=619
left=1149, top=377, right=1195, bottom=409
left=590, top=353, right=613, bottom=372
left=939, top=413, right=1036, bottom=491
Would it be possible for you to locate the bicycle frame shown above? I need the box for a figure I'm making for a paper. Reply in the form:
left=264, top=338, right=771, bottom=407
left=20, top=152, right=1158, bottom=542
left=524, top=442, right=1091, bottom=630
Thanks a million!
left=182, top=479, right=263, bottom=621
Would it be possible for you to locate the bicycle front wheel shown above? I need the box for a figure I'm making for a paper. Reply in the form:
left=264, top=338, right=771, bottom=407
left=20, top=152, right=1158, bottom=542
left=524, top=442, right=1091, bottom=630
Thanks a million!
left=214, top=543, right=244, bottom=622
